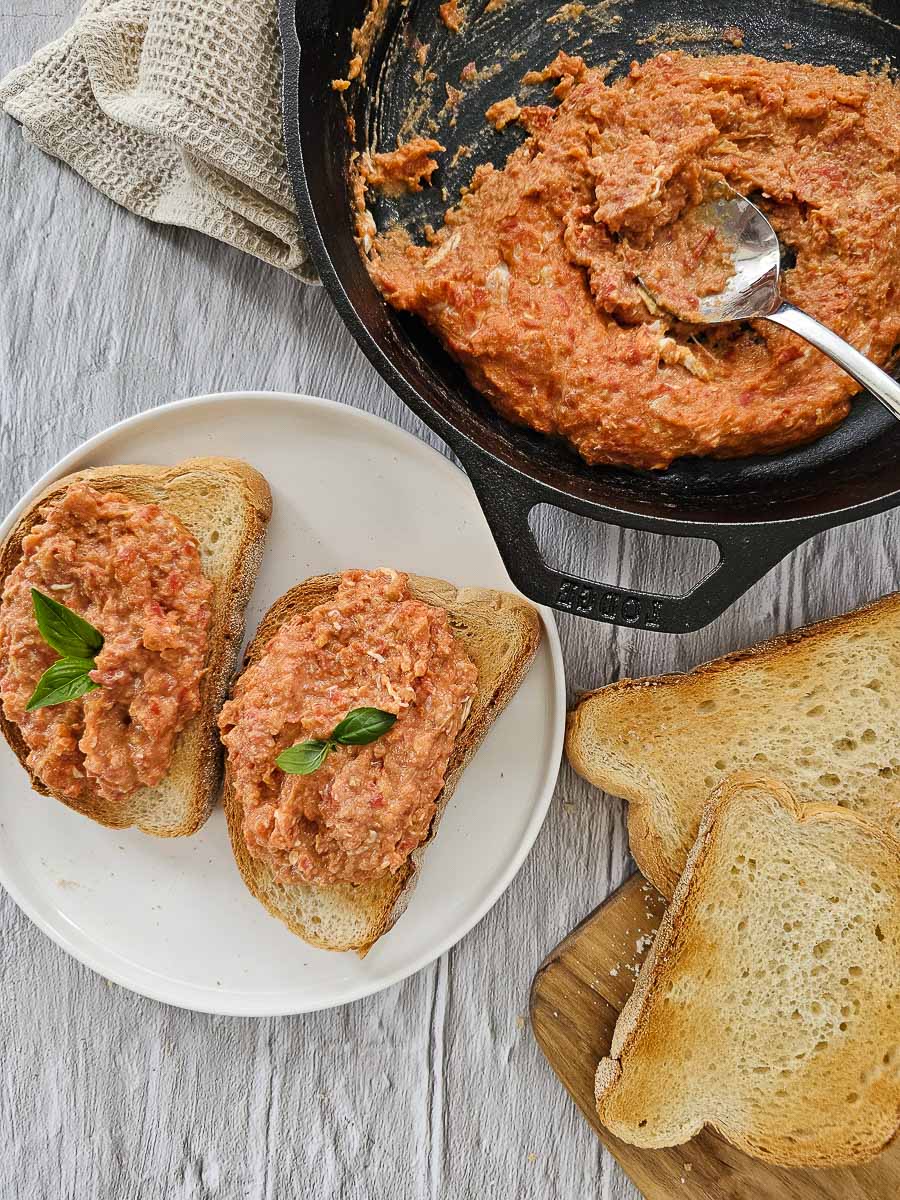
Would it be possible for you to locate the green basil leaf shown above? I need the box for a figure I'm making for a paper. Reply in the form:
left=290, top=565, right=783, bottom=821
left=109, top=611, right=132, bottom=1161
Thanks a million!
left=276, top=740, right=332, bottom=776
left=274, top=709, right=397, bottom=777
left=330, top=706, right=397, bottom=746
left=31, top=588, right=104, bottom=659
left=25, top=657, right=98, bottom=712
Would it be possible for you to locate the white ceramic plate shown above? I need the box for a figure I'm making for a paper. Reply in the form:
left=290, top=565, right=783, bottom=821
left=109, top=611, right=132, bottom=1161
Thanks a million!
left=0, top=392, right=564, bottom=1015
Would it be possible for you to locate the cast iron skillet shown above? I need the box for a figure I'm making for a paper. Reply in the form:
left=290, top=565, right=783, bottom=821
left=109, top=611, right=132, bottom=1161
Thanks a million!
left=280, top=0, right=900, bottom=631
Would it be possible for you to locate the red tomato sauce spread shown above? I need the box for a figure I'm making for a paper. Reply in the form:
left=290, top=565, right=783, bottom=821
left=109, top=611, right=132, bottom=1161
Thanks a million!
left=364, top=53, right=900, bottom=470
left=0, top=484, right=212, bottom=803
left=217, top=569, right=478, bottom=886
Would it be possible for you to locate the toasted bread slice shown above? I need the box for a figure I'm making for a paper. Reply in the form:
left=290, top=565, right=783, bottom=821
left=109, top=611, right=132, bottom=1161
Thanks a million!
left=0, top=457, right=272, bottom=836
left=566, top=593, right=900, bottom=896
left=595, top=773, right=900, bottom=1168
left=223, top=573, right=541, bottom=954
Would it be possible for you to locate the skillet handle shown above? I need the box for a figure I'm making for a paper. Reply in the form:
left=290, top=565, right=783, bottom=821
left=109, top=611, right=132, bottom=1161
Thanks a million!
left=462, top=456, right=805, bottom=634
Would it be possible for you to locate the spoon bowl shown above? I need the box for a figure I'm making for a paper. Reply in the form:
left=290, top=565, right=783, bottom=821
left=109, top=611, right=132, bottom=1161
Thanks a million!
left=690, top=190, right=782, bottom=323
left=681, top=186, right=900, bottom=422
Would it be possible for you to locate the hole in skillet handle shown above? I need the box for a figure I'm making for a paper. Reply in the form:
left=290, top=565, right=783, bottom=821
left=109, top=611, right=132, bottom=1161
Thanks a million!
left=529, top=504, right=721, bottom=598
left=457, top=446, right=808, bottom=633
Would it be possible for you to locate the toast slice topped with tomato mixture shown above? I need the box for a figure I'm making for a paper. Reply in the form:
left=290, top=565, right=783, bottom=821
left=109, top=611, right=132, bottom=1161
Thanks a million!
left=221, top=573, right=542, bottom=955
left=0, top=458, right=272, bottom=836
left=566, top=593, right=900, bottom=897
left=595, top=773, right=900, bottom=1168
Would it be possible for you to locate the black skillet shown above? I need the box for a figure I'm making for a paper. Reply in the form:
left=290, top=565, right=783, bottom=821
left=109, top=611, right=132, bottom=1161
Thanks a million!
left=280, top=0, right=900, bottom=631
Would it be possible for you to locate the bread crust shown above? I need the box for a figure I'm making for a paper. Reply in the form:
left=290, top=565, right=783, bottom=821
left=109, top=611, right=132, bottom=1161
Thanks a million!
left=0, top=457, right=272, bottom=836
left=223, top=573, right=542, bottom=954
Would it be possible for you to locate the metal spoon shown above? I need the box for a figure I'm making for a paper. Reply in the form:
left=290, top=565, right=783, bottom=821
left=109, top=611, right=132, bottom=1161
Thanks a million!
left=674, top=186, right=900, bottom=421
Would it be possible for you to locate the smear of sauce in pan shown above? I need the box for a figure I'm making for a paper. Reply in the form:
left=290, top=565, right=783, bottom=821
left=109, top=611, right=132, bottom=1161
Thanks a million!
left=816, top=0, right=897, bottom=18
left=339, top=3, right=900, bottom=470
left=439, top=0, right=466, bottom=32
left=360, top=138, right=446, bottom=196
left=637, top=22, right=745, bottom=48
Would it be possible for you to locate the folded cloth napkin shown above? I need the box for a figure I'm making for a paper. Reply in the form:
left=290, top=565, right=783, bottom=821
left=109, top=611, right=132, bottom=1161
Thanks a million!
left=0, top=0, right=315, bottom=279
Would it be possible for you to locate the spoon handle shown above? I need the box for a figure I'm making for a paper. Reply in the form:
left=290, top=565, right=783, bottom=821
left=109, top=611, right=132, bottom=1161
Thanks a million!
left=766, top=300, right=900, bottom=422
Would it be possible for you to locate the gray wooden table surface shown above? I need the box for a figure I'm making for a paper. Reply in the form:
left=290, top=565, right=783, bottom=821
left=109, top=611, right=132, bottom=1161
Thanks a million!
left=2, top=6, right=899, bottom=1200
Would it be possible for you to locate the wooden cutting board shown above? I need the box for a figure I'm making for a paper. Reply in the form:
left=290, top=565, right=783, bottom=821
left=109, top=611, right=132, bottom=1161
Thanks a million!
left=530, top=874, right=900, bottom=1200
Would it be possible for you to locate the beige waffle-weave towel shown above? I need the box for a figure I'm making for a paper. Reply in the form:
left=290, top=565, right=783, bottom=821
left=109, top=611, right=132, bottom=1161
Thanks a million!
left=0, top=0, right=314, bottom=279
